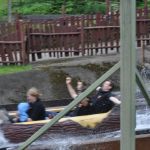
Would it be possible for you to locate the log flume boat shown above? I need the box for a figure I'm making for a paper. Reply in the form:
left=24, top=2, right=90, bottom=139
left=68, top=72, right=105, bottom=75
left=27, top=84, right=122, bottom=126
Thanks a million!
left=1, top=106, right=120, bottom=143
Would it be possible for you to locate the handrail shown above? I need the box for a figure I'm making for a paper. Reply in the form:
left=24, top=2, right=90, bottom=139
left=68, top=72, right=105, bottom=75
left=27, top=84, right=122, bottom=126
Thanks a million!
left=18, top=61, right=120, bottom=150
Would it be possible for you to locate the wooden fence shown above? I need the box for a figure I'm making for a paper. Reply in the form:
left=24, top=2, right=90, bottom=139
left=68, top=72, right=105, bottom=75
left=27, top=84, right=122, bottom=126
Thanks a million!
left=0, top=21, right=28, bottom=65
left=26, top=12, right=120, bottom=61
left=1, top=8, right=150, bottom=65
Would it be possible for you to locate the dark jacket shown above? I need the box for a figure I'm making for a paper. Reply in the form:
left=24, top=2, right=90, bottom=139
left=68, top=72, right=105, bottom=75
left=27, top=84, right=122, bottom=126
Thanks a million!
left=92, top=89, right=115, bottom=113
left=27, top=99, right=45, bottom=121
left=69, top=104, right=94, bottom=117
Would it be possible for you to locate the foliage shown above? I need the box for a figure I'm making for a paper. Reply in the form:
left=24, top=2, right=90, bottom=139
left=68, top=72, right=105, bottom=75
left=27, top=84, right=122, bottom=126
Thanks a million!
left=0, top=0, right=112, bottom=15
left=0, top=0, right=149, bottom=17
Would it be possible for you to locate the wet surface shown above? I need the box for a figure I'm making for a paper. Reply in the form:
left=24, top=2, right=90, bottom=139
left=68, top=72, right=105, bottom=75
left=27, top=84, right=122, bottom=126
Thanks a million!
left=0, top=103, right=150, bottom=150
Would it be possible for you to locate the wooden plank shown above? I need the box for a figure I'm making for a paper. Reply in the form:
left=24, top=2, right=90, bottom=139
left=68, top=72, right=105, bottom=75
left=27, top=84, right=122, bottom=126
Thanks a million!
left=0, top=41, right=22, bottom=44
left=136, top=70, right=150, bottom=105
left=30, top=32, right=80, bottom=36
left=120, top=0, right=136, bottom=150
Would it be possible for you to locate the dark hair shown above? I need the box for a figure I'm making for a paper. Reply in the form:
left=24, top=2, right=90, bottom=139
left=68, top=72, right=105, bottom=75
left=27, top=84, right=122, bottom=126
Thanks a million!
left=107, top=80, right=114, bottom=91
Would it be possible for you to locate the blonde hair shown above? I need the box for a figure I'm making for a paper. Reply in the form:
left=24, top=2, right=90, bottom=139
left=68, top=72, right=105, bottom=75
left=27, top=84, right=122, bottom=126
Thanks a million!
left=27, top=87, right=42, bottom=98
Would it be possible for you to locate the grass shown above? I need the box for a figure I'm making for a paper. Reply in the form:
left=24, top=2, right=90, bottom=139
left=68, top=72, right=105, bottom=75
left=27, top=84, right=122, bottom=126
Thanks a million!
left=0, top=65, right=32, bottom=75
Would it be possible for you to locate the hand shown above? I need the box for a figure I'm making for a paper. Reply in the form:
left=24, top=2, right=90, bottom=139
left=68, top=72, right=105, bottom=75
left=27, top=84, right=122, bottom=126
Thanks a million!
left=66, top=77, right=72, bottom=84
left=77, top=81, right=83, bottom=91
left=96, top=86, right=101, bottom=91
left=27, top=118, right=32, bottom=122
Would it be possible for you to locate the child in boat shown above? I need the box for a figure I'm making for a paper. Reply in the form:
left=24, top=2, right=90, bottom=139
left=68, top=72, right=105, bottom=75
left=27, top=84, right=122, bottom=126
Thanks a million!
left=66, top=77, right=121, bottom=116
left=18, top=102, right=30, bottom=122
left=26, top=87, right=46, bottom=121
left=13, top=87, right=46, bottom=122
left=12, top=102, right=30, bottom=122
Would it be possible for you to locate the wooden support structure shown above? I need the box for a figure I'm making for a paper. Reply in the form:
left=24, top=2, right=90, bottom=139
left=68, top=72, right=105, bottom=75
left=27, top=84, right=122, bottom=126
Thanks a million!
left=136, top=70, right=150, bottom=106
left=120, top=0, right=136, bottom=150
left=144, top=0, right=148, bottom=9
left=8, top=0, right=12, bottom=23
left=106, top=0, right=111, bottom=14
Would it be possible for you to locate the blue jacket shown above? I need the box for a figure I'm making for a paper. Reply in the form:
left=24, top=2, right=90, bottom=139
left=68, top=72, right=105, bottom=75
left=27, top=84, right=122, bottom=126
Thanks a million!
left=18, top=102, right=29, bottom=122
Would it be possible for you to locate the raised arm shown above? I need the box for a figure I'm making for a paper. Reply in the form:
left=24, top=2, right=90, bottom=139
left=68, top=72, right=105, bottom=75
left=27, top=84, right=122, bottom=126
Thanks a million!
left=66, top=77, right=78, bottom=99
left=109, top=96, right=121, bottom=105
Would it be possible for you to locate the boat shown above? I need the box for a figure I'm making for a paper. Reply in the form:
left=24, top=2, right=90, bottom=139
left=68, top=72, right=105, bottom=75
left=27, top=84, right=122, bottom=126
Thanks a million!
left=1, top=106, right=120, bottom=143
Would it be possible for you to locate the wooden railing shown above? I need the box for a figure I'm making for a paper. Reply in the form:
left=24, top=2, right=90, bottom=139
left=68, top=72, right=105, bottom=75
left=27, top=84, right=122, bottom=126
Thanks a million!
left=0, top=8, right=150, bottom=65
left=0, top=21, right=27, bottom=65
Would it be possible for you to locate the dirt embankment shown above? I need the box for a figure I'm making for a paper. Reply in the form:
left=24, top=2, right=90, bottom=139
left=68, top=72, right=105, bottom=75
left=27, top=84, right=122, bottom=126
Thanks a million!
left=0, top=50, right=149, bottom=105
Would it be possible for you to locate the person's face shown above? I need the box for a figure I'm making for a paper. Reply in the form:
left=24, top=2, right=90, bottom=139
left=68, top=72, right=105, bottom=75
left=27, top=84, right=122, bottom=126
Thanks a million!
left=77, top=81, right=83, bottom=91
left=102, top=81, right=112, bottom=91
left=27, top=94, right=37, bottom=103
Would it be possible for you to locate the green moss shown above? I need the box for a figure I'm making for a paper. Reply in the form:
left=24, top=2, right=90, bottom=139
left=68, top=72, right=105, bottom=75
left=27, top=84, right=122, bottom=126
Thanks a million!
left=43, top=68, right=83, bottom=99
left=0, top=65, right=32, bottom=75
left=81, top=62, right=120, bottom=90
left=82, top=62, right=115, bottom=77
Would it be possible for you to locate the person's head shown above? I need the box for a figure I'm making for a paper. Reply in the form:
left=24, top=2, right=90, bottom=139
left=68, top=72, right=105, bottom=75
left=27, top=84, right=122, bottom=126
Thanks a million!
left=18, top=103, right=29, bottom=113
left=101, top=80, right=113, bottom=92
left=80, top=97, right=90, bottom=107
left=76, top=81, right=83, bottom=91
left=26, top=87, right=41, bottom=103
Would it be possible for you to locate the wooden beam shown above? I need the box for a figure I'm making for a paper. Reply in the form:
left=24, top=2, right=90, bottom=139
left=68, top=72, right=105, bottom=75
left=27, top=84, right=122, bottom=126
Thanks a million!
left=106, top=0, right=110, bottom=14
left=18, top=61, right=120, bottom=150
left=8, top=0, right=12, bottom=23
left=136, top=70, right=150, bottom=106
left=120, top=0, right=136, bottom=149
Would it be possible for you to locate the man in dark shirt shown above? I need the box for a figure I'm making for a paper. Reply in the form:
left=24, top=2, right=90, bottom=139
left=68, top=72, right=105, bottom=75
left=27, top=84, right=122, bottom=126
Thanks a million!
left=92, top=88, right=115, bottom=113
left=26, top=87, right=45, bottom=121
left=66, top=77, right=121, bottom=116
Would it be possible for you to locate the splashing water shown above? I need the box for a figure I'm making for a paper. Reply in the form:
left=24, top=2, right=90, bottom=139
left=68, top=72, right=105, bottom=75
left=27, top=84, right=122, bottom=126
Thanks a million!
left=136, top=106, right=150, bottom=130
left=0, top=130, right=11, bottom=149
left=1, top=100, right=150, bottom=149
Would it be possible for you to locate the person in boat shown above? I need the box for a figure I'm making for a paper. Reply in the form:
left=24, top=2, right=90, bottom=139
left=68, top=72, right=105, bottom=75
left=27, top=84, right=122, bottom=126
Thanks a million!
left=26, top=87, right=46, bottom=121
left=66, top=77, right=94, bottom=116
left=91, top=80, right=121, bottom=114
left=13, top=102, right=30, bottom=122
left=66, top=77, right=121, bottom=116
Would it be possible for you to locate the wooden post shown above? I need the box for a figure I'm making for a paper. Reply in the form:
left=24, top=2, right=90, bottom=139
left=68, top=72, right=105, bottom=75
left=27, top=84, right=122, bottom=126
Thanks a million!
left=120, top=0, right=136, bottom=150
left=141, top=40, right=145, bottom=66
left=144, top=0, right=148, bottom=9
left=8, top=0, right=12, bottom=23
left=136, top=70, right=150, bottom=106
left=106, top=0, right=110, bottom=14
left=18, top=20, right=28, bottom=64
left=80, top=15, right=85, bottom=56
left=61, top=5, right=66, bottom=17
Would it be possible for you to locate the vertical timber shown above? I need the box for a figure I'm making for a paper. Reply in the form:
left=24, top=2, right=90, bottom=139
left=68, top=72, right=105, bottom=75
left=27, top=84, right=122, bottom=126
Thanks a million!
left=120, top=0, right=136, bottom=150
left=8, top=0, right=12, bottom=23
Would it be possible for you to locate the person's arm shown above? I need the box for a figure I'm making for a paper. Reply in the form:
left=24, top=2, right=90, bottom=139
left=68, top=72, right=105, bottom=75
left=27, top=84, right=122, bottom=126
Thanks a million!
left=96, top=86, right=101, bottom=91
left=66, top=77, right=78, bottom=99
left=109, top=96, right=121, bottom=105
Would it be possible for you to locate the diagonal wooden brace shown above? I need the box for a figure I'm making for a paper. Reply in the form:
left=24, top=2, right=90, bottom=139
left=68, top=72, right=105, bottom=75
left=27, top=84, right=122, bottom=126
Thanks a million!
left=136, top=69, right=150, bottom=106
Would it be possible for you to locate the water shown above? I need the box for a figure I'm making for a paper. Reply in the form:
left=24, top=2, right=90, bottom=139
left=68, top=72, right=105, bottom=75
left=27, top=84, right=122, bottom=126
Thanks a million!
left=0, top=130, right=9, bottom=147
left=0, top=105, right=149, bottom=150
left=136, top=106, right=150, bottom=130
